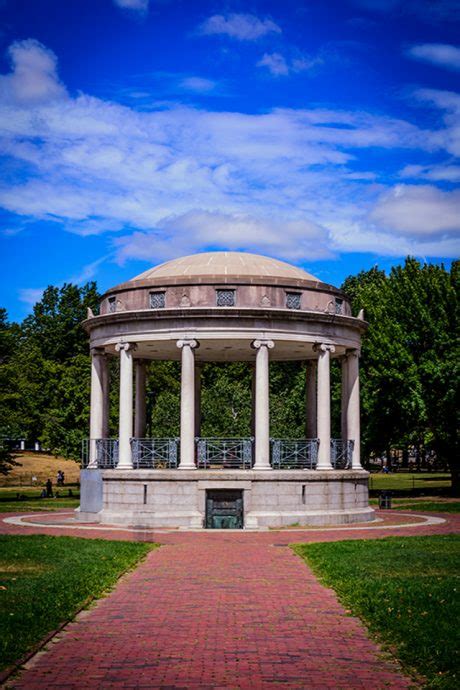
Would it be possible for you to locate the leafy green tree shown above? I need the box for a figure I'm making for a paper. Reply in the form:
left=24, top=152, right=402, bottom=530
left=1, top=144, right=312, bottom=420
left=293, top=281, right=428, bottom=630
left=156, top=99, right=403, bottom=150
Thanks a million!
left=22, top=283, right=99, bottom=362
left=343, top=258, right=459, bottom=493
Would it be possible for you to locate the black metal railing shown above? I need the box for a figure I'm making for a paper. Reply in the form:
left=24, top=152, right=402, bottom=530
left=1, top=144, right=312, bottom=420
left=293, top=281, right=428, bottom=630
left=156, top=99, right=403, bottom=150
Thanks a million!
left=331, top=439, right=354, bottom=469
left=270, top=439, right=319, bottom=469
left=196, top=437, right=254, bottom=469
left=81, top=437, right=354, bottom=471
left=131, top=438, right=179, bottom=469
left=81, top=438, right=119, bottom=469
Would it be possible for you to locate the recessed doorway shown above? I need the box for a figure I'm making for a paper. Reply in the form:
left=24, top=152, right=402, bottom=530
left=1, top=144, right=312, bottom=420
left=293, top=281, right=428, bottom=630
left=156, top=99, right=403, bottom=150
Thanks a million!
left=205, top=489, right=244, bottom=529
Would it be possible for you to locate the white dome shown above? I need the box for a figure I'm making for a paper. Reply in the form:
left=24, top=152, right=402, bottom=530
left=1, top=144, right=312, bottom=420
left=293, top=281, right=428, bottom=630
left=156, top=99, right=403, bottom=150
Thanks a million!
left=132, top=251, right=317, bottom=282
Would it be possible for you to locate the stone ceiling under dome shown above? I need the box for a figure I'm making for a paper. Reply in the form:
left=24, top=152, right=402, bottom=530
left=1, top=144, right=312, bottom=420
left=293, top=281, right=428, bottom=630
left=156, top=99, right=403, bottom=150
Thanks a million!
left=131, top=251, right=318, bottom=283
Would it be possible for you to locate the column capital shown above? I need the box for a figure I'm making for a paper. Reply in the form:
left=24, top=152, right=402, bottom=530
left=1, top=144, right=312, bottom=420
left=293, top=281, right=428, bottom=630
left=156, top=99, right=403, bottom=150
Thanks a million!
left=90, top=346, right=106, bottom=357
left=346, top=347, right=361, bottom=358
left=115, top=341, right=137, bottom=353
left=251, top=339, right=275, bottom=350
left=176, top=338, right=199, bottom=350
left=313, top=342, right=336, bottom=354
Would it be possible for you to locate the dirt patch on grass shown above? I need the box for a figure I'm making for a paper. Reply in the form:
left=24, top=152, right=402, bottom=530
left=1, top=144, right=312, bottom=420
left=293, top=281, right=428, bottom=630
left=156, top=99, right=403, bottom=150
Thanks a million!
left=0, top=453, right=80, bottom=487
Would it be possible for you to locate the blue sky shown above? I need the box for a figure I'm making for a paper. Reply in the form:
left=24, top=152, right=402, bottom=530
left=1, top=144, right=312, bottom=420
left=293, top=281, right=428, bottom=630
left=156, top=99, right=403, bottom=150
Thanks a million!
left=0, top=0, right=459, bottom=321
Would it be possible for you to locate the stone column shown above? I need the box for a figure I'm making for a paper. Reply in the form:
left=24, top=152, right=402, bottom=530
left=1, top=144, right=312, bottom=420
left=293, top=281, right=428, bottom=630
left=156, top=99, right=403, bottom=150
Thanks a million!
left=101, top=357, right=110, bottom=439
left=194, top=363, right=202, bottom=438
left=251, top=364, right=256, bottom=436
left=346, top=349, right=361, bottom=469
left=252, top=339, right=274, bottom=470
left=341, top=356, right=348, bottom=441
left=305, top=360, right=317, bottom=438
left=134, top=359, right=147, bottom=438
left=89, top=347, right=107, bottom=468
left=177, top=339, right=199, bottom=469
left=115, top=342, right=137, bottom=469
left=314, top=343, right=335, bottom=470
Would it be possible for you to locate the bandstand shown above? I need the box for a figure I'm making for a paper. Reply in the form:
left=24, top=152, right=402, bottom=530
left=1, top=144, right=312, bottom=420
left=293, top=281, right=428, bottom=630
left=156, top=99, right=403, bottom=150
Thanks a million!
left=80, top=251, right=374, bottom=528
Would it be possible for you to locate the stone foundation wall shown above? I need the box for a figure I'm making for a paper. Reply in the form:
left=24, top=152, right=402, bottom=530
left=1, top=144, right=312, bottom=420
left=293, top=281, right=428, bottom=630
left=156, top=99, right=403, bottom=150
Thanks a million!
left=79, top=469, right=374, bottom=528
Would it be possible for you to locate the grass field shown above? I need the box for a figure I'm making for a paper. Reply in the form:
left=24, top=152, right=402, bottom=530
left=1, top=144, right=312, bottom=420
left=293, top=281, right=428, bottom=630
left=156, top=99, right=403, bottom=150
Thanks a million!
left=0, top=535, right=154, bottom=671
left=0, top=486, right=80, bottom=513
left=368, top=472, right=451, bottom=492
left=369, top=497, right=460, bottom=513
left=0, top=452, right=80, bottom=487
left=294, top=535, right=460, bottom=690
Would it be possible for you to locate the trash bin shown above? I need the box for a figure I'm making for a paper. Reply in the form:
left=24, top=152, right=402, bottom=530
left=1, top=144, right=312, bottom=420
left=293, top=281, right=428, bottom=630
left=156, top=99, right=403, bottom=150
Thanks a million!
left=379, top=490, right=392, bottom=509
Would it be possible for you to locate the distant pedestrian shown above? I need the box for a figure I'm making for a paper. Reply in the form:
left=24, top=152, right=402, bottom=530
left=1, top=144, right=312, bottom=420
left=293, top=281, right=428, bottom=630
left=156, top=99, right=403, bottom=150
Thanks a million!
left=46, top=478, right=53, bottom=497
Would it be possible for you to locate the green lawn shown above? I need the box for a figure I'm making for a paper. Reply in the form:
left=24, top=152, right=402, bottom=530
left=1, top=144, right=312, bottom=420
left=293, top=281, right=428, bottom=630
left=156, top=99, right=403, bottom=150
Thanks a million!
left=392, top=501, right=460, bottom=513
left=0, top=486, right=80, bottom=513
left=294, top=535, right=460, bottom=690
left=369, top=497, right=460, bottom=513
left=368, top=472, right=451, bottom=492
left=0, top=534, right=154, bottom=671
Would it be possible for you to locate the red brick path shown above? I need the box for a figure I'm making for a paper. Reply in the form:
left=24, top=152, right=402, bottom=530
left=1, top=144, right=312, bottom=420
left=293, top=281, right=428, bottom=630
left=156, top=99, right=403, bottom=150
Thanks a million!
left=5, top=512, right=456, bottom=689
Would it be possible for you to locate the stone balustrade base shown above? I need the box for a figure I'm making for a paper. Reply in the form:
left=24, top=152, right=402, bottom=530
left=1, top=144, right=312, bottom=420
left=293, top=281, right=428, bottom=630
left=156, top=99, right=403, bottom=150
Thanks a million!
left=79, top=468, right=375, bottom=528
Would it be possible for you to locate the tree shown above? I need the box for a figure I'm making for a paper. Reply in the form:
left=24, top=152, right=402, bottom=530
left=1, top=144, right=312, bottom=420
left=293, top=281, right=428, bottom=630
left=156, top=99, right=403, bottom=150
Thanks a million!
left=342, top=258, right=459, bottom=493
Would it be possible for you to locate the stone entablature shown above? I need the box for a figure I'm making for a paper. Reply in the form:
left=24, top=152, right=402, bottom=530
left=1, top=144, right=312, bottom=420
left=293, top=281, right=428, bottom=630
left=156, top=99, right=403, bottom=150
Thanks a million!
left=100, top=280, right=351, bottom=316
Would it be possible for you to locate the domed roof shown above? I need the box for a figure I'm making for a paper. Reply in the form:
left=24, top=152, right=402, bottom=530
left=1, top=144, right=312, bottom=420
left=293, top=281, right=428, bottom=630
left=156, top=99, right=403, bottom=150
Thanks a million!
left=132, top=252, right=317, bottom=282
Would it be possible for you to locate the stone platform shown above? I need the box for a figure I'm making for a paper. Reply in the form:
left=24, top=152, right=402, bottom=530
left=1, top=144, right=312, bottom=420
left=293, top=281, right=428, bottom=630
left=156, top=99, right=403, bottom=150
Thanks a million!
left=79, top=468, right=375, bottom=528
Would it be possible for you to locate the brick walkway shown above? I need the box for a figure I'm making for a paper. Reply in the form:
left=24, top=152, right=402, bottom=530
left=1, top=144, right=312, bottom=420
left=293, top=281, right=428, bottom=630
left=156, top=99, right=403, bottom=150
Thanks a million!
left=5, top=512, right=456, bottom=689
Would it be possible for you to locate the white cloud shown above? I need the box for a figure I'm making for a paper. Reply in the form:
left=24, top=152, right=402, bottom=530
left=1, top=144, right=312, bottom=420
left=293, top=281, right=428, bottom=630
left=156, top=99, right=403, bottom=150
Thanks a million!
left=257, top=53, right=290, bottom=76
left=406, top=43, right=460, bottom=72
left=115, top=210, right=334, bottom=264
left=370, top=185, right=460, bottom=236
left=178, top=77, right=217, bottom=93
left=399, top=163, right=460, bottom=182
left=199, top=13, right=281, bottom=41
left=0, top=39, right=67, bottom=106
left=18, top=287, right=45, bottom=307
left=257, top=52, right=321, bottom=77
left=68, top=257, right=107, bottom=284
left=411, top=88, right=460, bottom=157
left=0, top=40, right=459, bottom=266
left=113, top=0, right=149, bottom=13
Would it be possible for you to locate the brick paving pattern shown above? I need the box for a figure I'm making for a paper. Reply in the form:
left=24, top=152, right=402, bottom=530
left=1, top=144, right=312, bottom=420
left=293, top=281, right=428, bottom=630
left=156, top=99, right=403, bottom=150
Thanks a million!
left=3, top=511, right=459, bottom=689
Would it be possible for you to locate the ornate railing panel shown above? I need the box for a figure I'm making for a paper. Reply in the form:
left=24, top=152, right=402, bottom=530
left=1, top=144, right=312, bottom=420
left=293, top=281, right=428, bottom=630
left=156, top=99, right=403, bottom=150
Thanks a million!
left=330, top=439, right=354, bottom=469
left=81, top=439, right=119, bottom=469
left=270, top=439, right=319, bottom=469
left=196, top=438, right=254, bottom=469
left=131, top=438, right=179, bottom=469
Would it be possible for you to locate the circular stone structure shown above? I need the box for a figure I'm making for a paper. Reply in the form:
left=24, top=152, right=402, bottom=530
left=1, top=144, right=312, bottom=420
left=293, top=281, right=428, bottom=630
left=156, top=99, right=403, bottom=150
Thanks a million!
left=80, top=251, right=374, bottom=528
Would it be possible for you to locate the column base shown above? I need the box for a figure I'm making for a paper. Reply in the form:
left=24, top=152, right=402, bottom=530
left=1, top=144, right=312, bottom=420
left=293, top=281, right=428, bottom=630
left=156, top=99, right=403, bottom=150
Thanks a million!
left=178, top=464, right=197, bottom=470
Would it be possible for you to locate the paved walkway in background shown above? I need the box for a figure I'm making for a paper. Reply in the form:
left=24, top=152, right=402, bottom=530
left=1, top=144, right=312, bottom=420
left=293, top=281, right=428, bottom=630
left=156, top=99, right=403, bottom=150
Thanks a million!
left=3, top=511, right=459, bottom=690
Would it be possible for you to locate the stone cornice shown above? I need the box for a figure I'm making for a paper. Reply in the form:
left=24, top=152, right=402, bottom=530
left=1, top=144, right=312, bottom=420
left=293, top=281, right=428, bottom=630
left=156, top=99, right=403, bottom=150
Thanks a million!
left=83, top=306, right=369, bottom=334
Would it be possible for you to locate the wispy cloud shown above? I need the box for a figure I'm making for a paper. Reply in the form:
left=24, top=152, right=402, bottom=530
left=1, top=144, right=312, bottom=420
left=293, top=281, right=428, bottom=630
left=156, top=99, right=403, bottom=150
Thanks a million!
left=257, top=52, right=321, bottom=77
left=178, top=76, right=217, bottom=93
left=18, top=287, right=44, bottom=307
left=406, top=43, right=460, bottom=72
left=0, top=39, right=459, bottom=267
left=198, top=13, right=281, bottom=41
left=113, top=0, right=149, bottom=14
left=399, top=163, right=460, bottom=182
left=68, top=257, right=107, bottom=284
